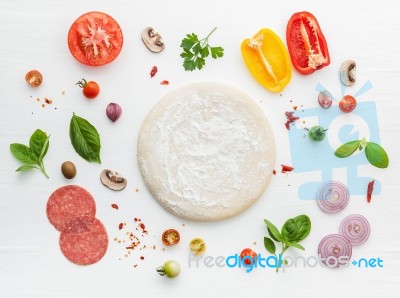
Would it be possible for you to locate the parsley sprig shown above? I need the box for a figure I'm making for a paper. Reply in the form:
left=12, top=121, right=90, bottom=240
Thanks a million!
left=180, top=27, right=224, bottom=71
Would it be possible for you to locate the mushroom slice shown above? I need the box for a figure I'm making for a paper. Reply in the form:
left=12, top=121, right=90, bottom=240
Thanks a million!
left=340, top=60, right=356, bottom=86
left=141, top=27, right=165, bottom=53
left=100, top=169, right=127, bottom=191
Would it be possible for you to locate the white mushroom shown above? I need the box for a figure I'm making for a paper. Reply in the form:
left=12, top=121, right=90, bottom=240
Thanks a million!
left=100, top=169, right=127, bottom=191
left=141, top=27, right=165, bottom=53
left=340, top=60, right=356, bottom=86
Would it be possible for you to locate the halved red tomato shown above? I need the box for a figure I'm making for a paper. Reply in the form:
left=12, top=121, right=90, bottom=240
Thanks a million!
left=286, top=11, right=330, bottom=75
left=67, top=11, right=123, bottom=66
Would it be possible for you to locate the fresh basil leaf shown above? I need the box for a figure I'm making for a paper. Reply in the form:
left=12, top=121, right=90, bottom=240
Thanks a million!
left=264, top=219, right=282, bottom=242
left=268, top=227, right=279, bottom=242
left=334, top=140, right=361, bottom=158
left=365, top=142, right=389, bottom=168
left=16, top=165, right=37, bottom=172
left=69, top=113, right=101, bottom=163
left=10, top=144, right=38, bottom=165
left=38, top=135, right=50, bottom=162
left=287, top=242, right=305, bottom=251
left=281, top=215, right=311, bottom=243
left=29, top=129, right=48, bottom=159
left=264, top=237, right=276, bottom=255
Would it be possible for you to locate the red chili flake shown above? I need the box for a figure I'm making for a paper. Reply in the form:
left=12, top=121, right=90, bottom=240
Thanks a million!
left=293, top=106, right=298, bottom=110
left=272, top=170, right=277, bottom=175
left=285, top=111, right=300, bottom=130
left=160, top=80, right=169, bottom=85
left=150, top=66, right=158, bottom=78
left=140, top=223, right=145, bottom=229
left=133, top=264, right=138, bottom=268
left=118, top=223, right=124, bottom=230
left=281, top=164, right=294, bottom=173
left=111, top=203, right=119, bottom=210
left=367, top=180, right=375, bottom=203
left=140, top=256, right=144, bottom=260
left=44, top=98, right=53, bottom=104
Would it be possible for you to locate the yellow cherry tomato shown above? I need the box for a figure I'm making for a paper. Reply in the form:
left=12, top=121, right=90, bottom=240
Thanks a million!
left=241, top=28, right=292, bottom=93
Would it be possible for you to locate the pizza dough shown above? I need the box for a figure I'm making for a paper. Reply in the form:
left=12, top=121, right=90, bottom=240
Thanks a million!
left=137, top=82, right=276, bottom=221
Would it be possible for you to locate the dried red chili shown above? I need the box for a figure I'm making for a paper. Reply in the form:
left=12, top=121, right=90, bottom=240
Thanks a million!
left=272, top=170, right=277, bottom=175
left=111, top=203, right=119, bottom=210
left=160, top=80, right=169, bottom=85
left=281, top=164, right=294, bottom=173
left=285, top=111, right=299, bottom=130
left=367, top=180, right=375, bottom=203
left=118, top=223, right=124, bottom=230
left=150, top=66, right=158, bottom=78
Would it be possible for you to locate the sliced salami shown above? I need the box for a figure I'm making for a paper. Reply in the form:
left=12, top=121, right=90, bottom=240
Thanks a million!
left=47, top=185, right=96, bottom=231
left=59, top=216, right=108, bottom=265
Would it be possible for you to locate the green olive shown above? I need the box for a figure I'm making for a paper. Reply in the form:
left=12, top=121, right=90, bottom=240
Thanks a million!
left=156, top=260, right=181, bottom=278
left=61, top=161, right=76, bottom=179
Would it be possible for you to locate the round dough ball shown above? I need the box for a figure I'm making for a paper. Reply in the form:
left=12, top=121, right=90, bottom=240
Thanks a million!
left=137, top=82, right=276, bottom=221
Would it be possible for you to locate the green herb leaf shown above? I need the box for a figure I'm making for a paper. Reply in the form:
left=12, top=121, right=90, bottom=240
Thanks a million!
left=180, top=27, right=224, bottom=71
left=267, top=227, right=279, bottom=242
left=334, top=140, right=361, bottom=158
left=29, top=129, right=48, bottom=159
left=16, top=165, right=37, bottom=172
left=38, top=135, right=50, bottom=162
left=287, top=242, right=305, bottom=251
left=281, top=215, right=311, bottom=243
left=10, top=144, right=38, bottom=165
left=264, top=237, right=276, bottom=255
left=264, top=219, right=283, bottom=242
left=69, top=113, right=101, bottom=163
left=365, top=142, right=389, bottom=168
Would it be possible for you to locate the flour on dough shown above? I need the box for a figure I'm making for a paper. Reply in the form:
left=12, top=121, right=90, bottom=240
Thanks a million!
left=137, top=82, right=276, bottom=221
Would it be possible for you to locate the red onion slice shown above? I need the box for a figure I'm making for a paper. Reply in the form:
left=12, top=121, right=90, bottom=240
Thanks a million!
left=318, top=234, right=352, bottom=268
left=339, top=214, right=371, bottom=246
left=316, top=181, right=349, bottom=213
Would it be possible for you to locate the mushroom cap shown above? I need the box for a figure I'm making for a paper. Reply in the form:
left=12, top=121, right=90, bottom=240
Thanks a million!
left=141, top=27, right=165, bottom=53
left=100, top=169, right=127, bottom=191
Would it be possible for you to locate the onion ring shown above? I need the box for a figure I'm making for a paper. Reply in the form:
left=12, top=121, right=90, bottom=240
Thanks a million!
left=316, top=181, right=349, bottom=213
left=339, top=214, right=371, bottom=246
left=318, top=234, right=352, bottom=268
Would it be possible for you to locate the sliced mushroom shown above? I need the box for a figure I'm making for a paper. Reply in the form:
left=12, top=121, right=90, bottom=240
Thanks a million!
left=141, top=27, right=165, bottom=53
left=340, top=60, right=356, bottom=86
left=100, top=169, right=127, bottom=191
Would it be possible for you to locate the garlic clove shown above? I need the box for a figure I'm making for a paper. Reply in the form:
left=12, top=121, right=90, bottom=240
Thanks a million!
left=106, top=102, right=122, bottom=122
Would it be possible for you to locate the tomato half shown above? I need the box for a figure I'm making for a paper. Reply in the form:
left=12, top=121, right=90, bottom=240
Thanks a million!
left=286, top=11, right=330, bottom=75
left=339, top=95, right=357, bottom=113
left=68, top=11, right=123, bottom=66
left=162, top=229, right=180, bottom=246
left=240, top=248, right=257, bottom=265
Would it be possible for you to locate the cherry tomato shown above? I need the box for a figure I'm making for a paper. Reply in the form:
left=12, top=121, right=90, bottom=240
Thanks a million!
left=240, top=248, right=257, bottom=265
left=25, top=70, right=43, bottom=87
left=189, top=238, right=206, bottom=255
left=162, top=229, right=180, bottom=246
left=76, top=78, right=100, bottom=99
left=308, top=125, right=327, bottom=141
left=156, top=260, right=181, bottom=278
left=339, top=95, right=357, bottom=113
left=67, top=11, right=123, bottom=66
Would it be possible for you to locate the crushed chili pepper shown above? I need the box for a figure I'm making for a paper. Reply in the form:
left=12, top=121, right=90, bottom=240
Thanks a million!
left=160, top=80, right=169, bottom=85
left=140, top=256, right=144, bottom=260
left=285, top=111, right=300, bottom=130
left=111, top=203, right=119, bottom=210
left=281, top=164, right=294, bottom=173
left=367, top=180, right=375, bottom=203
left=150, top=66, right=158, bottom=78
left=272, top=170, right=277, bottom=175
left=119, top=223, right=124, bottom=230
left=293, top=106, right=298, bottom=110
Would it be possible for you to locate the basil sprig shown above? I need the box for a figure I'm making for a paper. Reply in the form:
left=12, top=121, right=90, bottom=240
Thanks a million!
left=10, top=129, right=50, bottom=178
left=334, top=137, right=389, bottom=168
left=264, top=215, right=311, bottom=272
left=69, top=113, right=101, bottom=163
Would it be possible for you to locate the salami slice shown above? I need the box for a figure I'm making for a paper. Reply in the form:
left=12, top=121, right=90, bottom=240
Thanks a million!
left=47, top=185, right=96, bottom=231
left=59, top=216, right=108, bottom=265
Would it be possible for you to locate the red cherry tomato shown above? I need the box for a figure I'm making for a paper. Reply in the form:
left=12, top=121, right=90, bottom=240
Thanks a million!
left=76, top=78, right=100, bottom=99
left=162, top=229, right=180, bottom=246
left=339, top=95, right=357, bottom=113
left=240, top=248, right=257, bottom=265
left=25, top=70, right=43, bottom=87
left=286, top=11, right=330, bottom=75
left=67, top=11, right=123, bottom=66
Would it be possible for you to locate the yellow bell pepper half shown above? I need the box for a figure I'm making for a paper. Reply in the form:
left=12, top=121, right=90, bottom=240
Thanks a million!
left=241, top=28, right=292, bottom=93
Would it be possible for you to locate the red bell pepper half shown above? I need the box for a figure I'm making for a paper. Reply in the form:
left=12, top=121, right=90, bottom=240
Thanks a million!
left=286, top=11, right=330, bottom=75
